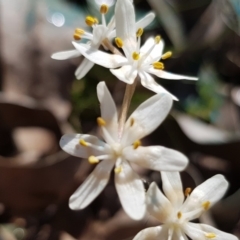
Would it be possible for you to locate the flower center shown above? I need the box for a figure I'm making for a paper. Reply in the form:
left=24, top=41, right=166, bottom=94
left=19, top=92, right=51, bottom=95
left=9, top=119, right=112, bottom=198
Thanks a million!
left=111, top=143, right=123, bottom=157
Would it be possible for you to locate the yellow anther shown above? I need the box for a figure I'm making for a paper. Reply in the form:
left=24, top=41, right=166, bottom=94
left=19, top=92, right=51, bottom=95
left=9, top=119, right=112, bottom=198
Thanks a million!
left=97, top=117, right=106, bottom=126
left=115, top=37, right=124, bottom=48
left=155, top=35, right=161, bottom=44
left=88, top=156, right=100, bottom=164
left=162, top=51, right=172, bottom=60
left=132, top=52, right=140, bottom=61
left=153, top=62, right=164, bottom=70
left=100, top=4, right=109, bottom=14
left=130, top=118, right=135, bottom=127
left=177, top=212, right=182, bottom=219
left=114, top=166, right=123, bottom=174
left=205, top=233, right=216, bottom=239
left=85, top=16, right=97, bottom=26
left=202, top=201, right=211, bottom=211
left=75, top=28, right=85, bottom=35
left=94, top=18, right=99, bottom=24
left=133, top=140, right=141, bottom=149
left=73, top=33, right=81, bottom=41
left=136, top=28, right=144, bottom=37
left=79, top=139, right=88, bottom=147
left=184, top=187, right=192, bottom=197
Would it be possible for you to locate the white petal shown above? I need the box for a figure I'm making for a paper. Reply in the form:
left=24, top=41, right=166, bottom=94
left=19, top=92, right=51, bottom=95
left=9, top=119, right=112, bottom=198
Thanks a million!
left=69, top=160, right=114, bottom=209
left=146, top=182, right=173, bottom=223
left=75, top=58, right=94, bottom=79
left=182, top=174, right=229, bottom=216
left=136, top=12, right=155, bottom=29
left=51, top=49, right=81, bottom=60
left=115, top=160, right=146, bottom=220
left=148, top=67, right=198, bottom=81
left=92, top=25, right=107, bottom=46
left=115, top=0, right=137, bottom=58
left=72, top=42, right=127, bottom=68
left=110, top=65, right=137, bottom=84
left=121, top=92, right=172, bottom=145
left=161, top=172, right=184, bottom=209
left=59, top=134, right=104, bottom=158
left=140, top=38, right=164, bottom=64
left=184, top=222, right=238, bottom=240
left=123, top=146, right=188, bottom=172
left=133, top=226, right=168, bottom=240
left=97, top=82, right=118, bottom=140
left=139, top=71, right=178, bottom=101
left=95, top=0, right=115, bottom=7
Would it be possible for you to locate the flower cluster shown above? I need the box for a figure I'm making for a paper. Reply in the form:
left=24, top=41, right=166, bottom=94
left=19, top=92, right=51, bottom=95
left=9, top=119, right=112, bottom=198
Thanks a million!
left=54, top=0, right=238, bottom=239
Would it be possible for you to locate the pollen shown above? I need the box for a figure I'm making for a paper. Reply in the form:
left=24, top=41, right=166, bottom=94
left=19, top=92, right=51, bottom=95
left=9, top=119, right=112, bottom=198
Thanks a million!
left=136, top=28, right=144, bottom=37
left=75, top=28, right=85, bottom=35
left=177, top=211, right=182, bottom=219
left=97, top=117, right=106, bottom=126
left=162, top=51, right=172, bottom=60
left=133, top=140, right=141, bottom=149
left=130, top=118, right=135, bottom=127
left=205, top=233, right=216, bottom=239
left=153, top=62, right=164, bottom=70
left=100, top=4, right=109, bottom=14
left=155, top=35, right=161, bottom=44
left=202, top=201, right=211, bottom=211
left=85, top=16, right=97, bottom=26
left=184, top=187, right=192, bottom=197
left=132, top=52, right=140, bottom=61
left=88, top=156, right=100, bottom=164
left=114, top=166, right=123, bottom=174
left=115, top=37, right=124, bottom=48
left=79, top=139, right=88, bottom=147
left=73, top=33, right=81, bottom=41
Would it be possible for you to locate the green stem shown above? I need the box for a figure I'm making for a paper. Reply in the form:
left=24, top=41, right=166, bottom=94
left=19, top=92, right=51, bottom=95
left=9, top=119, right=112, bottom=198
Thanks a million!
left=101, top=38, right=138, bottom=139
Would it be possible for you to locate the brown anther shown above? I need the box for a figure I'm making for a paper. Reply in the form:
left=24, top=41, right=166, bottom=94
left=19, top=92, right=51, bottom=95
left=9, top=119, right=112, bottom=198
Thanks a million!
left=130, top=118, right=135, bottom=127
left=177, top=211, right=182, bottom=219
left=202, top=201, right=211, bottom=211
left=133, top=140, right=141, bottom=149
left=136, top=28, right=144, bottom=37
left=184, top=187, right=192, bottom=197
left=100, top=4, right=109, bottom=14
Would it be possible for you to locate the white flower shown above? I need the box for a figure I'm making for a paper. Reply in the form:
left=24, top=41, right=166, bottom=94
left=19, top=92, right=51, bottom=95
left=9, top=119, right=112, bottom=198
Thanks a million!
left=51, top=0, right=155, bottom=80
left=60, top=82, right=188, bottom=220
left=74, top=0, right=198, bottom=100
left=133, top=172, right=238, bottom=240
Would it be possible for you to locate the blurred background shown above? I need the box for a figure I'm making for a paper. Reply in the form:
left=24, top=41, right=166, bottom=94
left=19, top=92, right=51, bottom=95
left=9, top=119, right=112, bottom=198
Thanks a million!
left=0, top=0, right=240, bottom=239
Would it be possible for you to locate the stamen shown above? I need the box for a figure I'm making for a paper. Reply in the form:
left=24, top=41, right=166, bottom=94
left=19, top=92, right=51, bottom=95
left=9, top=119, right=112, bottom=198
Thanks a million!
left=79, top=139, right=88, bottom=147
left=88, top=156, right=100, bottom=164
left=115, top=37, right=123, bottom=48
left=184, top=187, right=192, bottom=197
left=97, top=117, right=106, bottom=126
left=153, top=62, right=164, bottom=70
left=75, top=28, right=85, bottom=35
left=100, top=4, right=109, bottom=14
left=85, top=16, right=98, bottom=26
left=155, top=35, right=161, bottom=44
left=132, top=52, right=140, bottom=61
left=177, top=211, right=182, bottom=219
left=130, top=118, right=135, bottom=127
left=162, top=51, right=172, bottom=60
left=114, top=166, right=123, bottom=174
left=136, top=28, right=144, bottom=37
left=73, top=34, right=81, bottom=41
left=202, top=201, right=211, bottom=211
left=133, top=140, right=141, bottom=149
left=205, top=233, right=216, bottom=239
